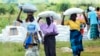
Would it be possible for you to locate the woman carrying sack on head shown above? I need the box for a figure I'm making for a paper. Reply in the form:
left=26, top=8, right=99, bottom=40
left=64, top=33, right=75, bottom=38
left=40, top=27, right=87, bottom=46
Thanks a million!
left=38, top=17, right=58, bottom=56
left=61, top=12, right=87, bottom=56
left=16, top=4, right=42, bottom=56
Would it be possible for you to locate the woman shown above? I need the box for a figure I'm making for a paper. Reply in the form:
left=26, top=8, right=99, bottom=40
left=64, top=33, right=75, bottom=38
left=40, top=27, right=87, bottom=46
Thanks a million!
left=61, top=13, right=87, bottom=56
left=88, top=7, right=99, bottom=39
left=38, top=17, right=58, bottom=56
left=17, top=8, right=42, bottom=56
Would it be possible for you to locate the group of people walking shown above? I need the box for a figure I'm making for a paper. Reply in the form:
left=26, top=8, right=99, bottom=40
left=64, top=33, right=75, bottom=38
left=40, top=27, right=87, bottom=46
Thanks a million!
left=17, top=6, right=58, bottom=56
left=16, top=4, right=100, bottom=56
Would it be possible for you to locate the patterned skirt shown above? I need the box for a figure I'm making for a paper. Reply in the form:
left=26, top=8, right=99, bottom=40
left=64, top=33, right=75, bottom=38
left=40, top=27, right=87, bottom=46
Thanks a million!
left=70, top=30, right=83, bottom=55
left=90, top=24, right=99, bottom=39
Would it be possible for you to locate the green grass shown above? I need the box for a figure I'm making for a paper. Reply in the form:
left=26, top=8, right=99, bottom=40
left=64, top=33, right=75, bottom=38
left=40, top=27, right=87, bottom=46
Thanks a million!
left=0, top=42, right=24, bottom=56
left=0, top=40, right=100, bottom=56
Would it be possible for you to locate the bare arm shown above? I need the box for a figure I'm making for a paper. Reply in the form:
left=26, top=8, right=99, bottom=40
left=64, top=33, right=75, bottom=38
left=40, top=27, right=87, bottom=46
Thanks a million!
left=38, top=31, right=43, bottom=38
left=16, top=8, right=23, bottom=23
left=61, top=15, right=65, bottom=25
left=82, top=12, right=88, bottom=25
left=37, top=17, right=43, bottom=37
left=37, top=17, right=44, bottom=44
left=37, top=17, right=42, bottom=23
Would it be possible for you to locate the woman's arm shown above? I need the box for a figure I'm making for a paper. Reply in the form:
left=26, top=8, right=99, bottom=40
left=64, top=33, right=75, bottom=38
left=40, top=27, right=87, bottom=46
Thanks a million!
left=37, top=17, right=42, bottom=23
left=37, top=17, right=43, bottom=38
left=36, top=20, right=44, bottom=43
left=16, top=7, right=23, bottom=23
left=61, top=15, right=65, bottom=25
left=52, top=24, right=59, bottom=35
left=38, top=31, right=43, bottom=38
left=82, top=12, right=89, bottom=25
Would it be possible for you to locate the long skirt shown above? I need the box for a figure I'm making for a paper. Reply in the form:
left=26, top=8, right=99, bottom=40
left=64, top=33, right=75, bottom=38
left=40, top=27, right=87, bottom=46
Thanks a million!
left=44, top=35, right=56, bottom=56
left=90, top=24, right=99, bottom=39
left=70, top=30, right=83, bottom=56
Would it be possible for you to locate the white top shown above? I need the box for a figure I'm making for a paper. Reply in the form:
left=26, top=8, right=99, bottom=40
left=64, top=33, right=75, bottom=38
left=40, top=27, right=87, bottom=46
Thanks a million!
left=21, top=20, right=40, bottom=32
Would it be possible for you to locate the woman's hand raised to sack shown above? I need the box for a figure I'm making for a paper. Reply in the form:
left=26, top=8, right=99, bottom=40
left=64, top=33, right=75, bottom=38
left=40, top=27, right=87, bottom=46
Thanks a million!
left=82, top=12, right=88, bottom=25
left=16, top=6, right=23, bottom=23
left=61, top=15, right=65, bottom=25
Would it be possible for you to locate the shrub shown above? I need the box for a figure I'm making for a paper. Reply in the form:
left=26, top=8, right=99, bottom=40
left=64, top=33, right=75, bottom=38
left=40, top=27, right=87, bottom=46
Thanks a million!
left=0, top=5, right=7, bottom=15
left=56, top=3, right=71, bottom=12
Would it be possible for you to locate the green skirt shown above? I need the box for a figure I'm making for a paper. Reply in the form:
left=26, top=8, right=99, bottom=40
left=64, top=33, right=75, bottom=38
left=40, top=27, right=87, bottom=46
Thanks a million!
left=90, top=24, right=99, bottom=39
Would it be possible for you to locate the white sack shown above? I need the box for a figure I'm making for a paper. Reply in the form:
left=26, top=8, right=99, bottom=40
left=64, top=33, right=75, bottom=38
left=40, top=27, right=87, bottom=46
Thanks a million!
left=19, top=3, right=37, bottom=13
left=63, top=8, right=84, bottom=15
left=38, top=11, right=60, bottom=20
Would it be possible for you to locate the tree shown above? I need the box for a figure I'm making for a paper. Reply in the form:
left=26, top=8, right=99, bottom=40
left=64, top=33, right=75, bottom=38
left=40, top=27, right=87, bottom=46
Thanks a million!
left=58, top=3, right=70, bottom=12
left=0, top=5, right=7, bottom=15
left=7, top=5, right=15, bottom=24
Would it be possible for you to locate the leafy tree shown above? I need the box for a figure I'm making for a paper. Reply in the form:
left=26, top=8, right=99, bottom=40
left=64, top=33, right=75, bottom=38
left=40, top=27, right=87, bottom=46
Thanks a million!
left=0, top=5, right=7, bottom=15
left=57, top=3, right=70, bottom=12
left=8, top=5, right=15, bottom=14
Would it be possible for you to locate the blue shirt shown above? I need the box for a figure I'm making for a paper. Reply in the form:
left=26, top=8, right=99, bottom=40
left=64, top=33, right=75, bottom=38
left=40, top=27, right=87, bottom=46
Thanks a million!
left=88, top=11, right=98, bottom=25
left=27, top=23, right=36, bottom=33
